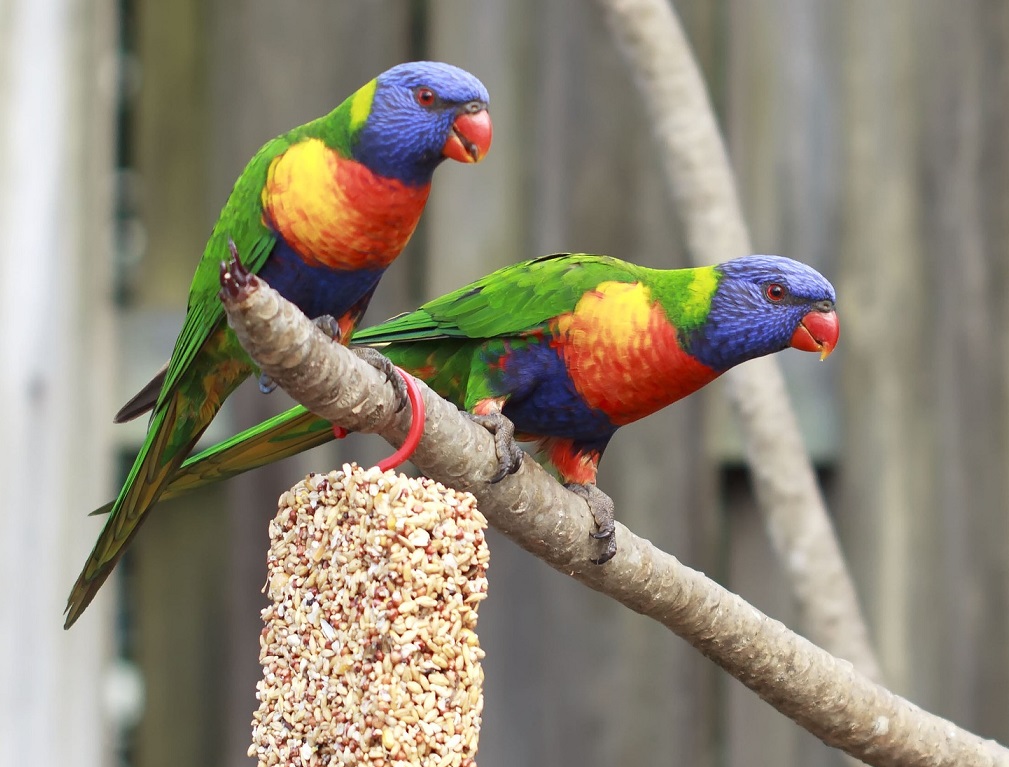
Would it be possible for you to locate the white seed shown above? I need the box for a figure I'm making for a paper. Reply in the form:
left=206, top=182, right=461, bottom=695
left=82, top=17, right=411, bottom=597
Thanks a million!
left=320, top=619, right=336, bottom=642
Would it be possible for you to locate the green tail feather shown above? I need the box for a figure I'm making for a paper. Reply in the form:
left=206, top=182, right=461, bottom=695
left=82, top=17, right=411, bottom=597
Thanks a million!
left=88, top=406, right=334, bottom=516
left=65, top=395, right=199, bottom=627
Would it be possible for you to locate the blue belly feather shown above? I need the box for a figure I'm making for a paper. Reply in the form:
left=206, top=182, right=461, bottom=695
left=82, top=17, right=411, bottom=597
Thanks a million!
left=258, top=239, right=386, bottom=323
left=489, top=340, right=617, bottom=454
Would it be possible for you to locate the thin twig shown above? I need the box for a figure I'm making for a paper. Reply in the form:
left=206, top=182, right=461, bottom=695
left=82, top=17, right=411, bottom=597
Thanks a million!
left=220, top=271, right=1009, bottom=767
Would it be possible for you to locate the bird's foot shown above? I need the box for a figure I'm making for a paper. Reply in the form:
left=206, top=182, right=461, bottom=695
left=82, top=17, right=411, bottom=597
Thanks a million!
left=564, top=483, right=617, bottom=565
left=258, top=374, right=278, bottom=394
left=465, top=412, right=524, bottom=483
left=352, top=347, right=408, bottom=412
left=219, top=238, right=258, bottom=300
left=312, top=315, right=343, bottom=343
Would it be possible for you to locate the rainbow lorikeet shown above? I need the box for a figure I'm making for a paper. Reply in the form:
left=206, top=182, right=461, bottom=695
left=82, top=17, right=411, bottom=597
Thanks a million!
left=65, top=61, right=493, bottom=628
left=95, top=253, right=839, bottom=564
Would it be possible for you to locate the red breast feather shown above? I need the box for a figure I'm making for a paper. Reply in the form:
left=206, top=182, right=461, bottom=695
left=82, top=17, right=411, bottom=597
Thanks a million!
left=556, top=280, right=720, bottom=426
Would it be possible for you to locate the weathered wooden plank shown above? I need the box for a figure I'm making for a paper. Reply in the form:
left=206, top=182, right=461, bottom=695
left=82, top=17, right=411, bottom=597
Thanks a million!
left=837, top=0, right=935, bottom=702
left=130, top=0, right=210, bottom=309
left=0, top=0, right=119, bottom=764
left=718, top=2, right=849, bottom=764
left=911, top=0, right=1009, bottom=739
left=123, top=3, right=222, bottom=765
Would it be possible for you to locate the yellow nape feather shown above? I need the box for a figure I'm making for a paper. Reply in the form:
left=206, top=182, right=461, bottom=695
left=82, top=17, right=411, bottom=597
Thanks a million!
left=349, top=79, right=377, bottom=132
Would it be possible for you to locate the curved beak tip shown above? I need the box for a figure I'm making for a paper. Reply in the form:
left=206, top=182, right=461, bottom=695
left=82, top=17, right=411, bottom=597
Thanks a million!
left=443, top=109, right=492, bottom=164
left=790, top=310, right=839, bottom=360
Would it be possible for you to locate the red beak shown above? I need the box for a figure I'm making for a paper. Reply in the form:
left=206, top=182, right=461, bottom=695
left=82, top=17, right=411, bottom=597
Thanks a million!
left=443, top=108, right=492, bottom=163
left=790, top=309, right=839, bottom=360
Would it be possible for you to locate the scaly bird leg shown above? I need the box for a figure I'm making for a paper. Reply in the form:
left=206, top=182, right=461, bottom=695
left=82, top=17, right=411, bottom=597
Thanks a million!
left=351, top=347, right=408, bottom=412
left=259, top=315, right=343, bottom=394
left=465, top=412, right=524, bottom=483
left=564, top=483, right=617, bottom=565
left=324, top=348, right=409, bottom=441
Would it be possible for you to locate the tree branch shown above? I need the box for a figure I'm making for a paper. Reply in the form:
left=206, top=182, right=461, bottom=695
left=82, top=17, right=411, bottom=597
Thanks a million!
left=220, top=272, right=1009, bottom=767
left=593, top=0, right=883, bottom=682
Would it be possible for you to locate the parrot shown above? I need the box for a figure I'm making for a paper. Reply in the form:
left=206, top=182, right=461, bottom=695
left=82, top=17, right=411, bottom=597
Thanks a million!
left=64, top=61, right=493, bottom=628
left=92, top=252, right=839, bottom=565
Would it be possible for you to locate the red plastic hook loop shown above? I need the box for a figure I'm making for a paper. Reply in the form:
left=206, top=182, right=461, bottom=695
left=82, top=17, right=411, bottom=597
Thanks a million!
left=376, top=367, right=425, bottom=472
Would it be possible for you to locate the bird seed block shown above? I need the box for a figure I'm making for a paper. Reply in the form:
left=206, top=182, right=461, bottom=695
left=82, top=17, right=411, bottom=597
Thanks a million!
left=250, top=464, right=489, bottom=767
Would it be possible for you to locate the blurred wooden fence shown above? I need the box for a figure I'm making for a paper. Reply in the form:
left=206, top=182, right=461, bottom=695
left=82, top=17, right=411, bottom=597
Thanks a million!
left=37, top=0, right=1009, bottom=765
left=0, top=1, right=117, bottom=766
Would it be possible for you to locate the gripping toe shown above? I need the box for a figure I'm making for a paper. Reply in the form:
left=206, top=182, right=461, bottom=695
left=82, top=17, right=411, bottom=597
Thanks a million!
left=313, top=315, right=343, bottom=343
left=565, top=483, right=617, bottom=564
left=352, top=347, right=408, bottom=411
left=465, top=412, right=523, bottom=482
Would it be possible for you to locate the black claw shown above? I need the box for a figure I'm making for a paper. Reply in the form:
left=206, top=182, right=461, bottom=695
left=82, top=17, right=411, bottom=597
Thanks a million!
left=313, top=315, right=343, bottom=343
left=465, top=412, right=524, bottom=482
left=352, top=347, right=408, bottom=411
left=590, top=549, right=617, bottom=566
left=258, top=373, right=278, bottom=394
left=565, top=483, right=617, bottom=564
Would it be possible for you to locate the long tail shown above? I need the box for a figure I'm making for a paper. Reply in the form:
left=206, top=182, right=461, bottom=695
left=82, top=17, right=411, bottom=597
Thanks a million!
left=87, top=406, right=334, bottom=517
left=65, top=392, right=205, bottom=628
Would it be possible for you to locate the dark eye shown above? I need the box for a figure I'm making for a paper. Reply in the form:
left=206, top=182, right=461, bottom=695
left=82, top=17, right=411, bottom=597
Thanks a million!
left=765, top=283, right=787, bottom=302
left=415, top=87, right=436, bottom=107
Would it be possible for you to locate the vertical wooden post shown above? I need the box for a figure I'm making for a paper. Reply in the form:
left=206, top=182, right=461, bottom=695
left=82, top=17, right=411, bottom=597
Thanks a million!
left=838, top=0, right=927, bottom=696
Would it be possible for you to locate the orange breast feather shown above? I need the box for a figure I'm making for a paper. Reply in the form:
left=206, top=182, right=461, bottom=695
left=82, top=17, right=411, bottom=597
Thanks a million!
left=556, top=281, right=719, bottom=425
left=262, top=139, right=431, bottom=271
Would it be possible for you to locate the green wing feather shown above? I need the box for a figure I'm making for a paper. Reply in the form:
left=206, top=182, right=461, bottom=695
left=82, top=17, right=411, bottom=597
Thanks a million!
left=87, top=405, right=323, bottom=516
left=154, top=140, right=290, bottom=409
left=353, top=253, right=644, bottom=344
left=154, top=406, right=327, bottom=502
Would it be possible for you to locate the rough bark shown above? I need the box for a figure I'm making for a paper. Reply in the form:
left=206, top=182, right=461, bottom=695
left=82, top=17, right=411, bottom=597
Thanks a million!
left=592, top=0, right=882, bottom=683
left=219, top=271, right=1009, bottom=767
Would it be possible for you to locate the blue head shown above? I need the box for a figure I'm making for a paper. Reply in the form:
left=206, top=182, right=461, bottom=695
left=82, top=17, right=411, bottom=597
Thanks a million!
left=685, top=255, right=839, bottom=372
left=353, top=61, right=492, bottom=186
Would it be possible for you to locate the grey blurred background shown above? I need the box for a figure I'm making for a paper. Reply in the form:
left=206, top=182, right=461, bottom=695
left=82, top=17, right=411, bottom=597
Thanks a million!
left=2, top=1, right=1007, bottom=766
